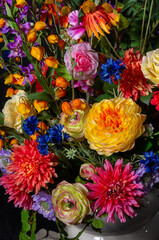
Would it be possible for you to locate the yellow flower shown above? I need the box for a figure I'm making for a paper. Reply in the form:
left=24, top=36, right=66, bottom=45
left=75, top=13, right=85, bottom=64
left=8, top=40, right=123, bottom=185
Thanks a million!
left=31, top=46, right=45, bottom=61
left=48, top=34, right=58, bottom=44
left=27, top=29, right=37, bottom=43
left=85, top=97, right=146, bottom=156
left=4, top=74, right=24, bottom=85
left=2, top=90, right=36, bottom=133
left=33, top=100, right=49, bottom=113
left=15, top=0, right=26, bottom=8
left=0, top=18, right=6, bottom=28
left=141, top=49, right=159, bottom=84
left=17, top=103, right=31, bottom=115
left=34, top=21, right=46, bottom=31
left=44, top=56, right=59, bottom=68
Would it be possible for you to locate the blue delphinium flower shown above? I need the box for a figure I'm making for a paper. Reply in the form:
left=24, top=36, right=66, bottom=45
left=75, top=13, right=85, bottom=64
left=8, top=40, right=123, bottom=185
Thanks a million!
left=37, top=134, right=50, bottom=155
left=99, top=58, right=125, bottom=84
left=32, top=191, right=56, bottom=221
left=47, top=124, right=70, bottom=144
left=140, top=151, right=159, bottom=174
left=23, top=116, right=39, bottom=135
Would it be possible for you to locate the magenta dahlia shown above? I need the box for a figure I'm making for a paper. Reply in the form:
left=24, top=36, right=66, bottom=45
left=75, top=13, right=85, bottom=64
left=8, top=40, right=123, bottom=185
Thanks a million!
left=0, top=139, right=59, bottom=210
left=86, top=159, right=144, bottom=223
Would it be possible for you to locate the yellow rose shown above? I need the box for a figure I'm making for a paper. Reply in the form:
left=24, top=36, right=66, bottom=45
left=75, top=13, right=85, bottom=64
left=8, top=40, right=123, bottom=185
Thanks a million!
left=2, top=90, right=36, bottom=133
left=141, top=49, right=159, bottom=84
left=85, top=97, right=146, bottom=156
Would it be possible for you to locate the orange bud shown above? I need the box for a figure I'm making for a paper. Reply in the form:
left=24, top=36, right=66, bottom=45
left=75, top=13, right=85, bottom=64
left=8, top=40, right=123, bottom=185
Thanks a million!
left=57, top=40, right=65, bottom=50
left=48, top=34, right=58, bottom=44
left=33, top=100, right=49, bottom=113
left=44, top=56, right=59, bottom=68
left=27, top=28, right=37, bottom=43
left=10, top=138, right=18, bottom=146
left=17, top=103, right=31, bottom=115
left=15, top=0, right=26, bottom=8
left=30, top=132, right=39, bottom=141
left=72, top=99, right=86, bottom=111
left=55, top=88, right=66, bottom=100
left=14, top=89, right=19, bottom=95
left=0, top=37, right=4, bottom=42
left=15, top=57, right=20, bottom=63
left=62, top=102, right=74, bottom=116
left=34, top=21, right=46, bottom=31
left=0, top=130, right=5, bottom=136
left=38, top=121, right=48, bottom=133
left=5, top=88, right=15, bottom=97
left=0, top=31, right=2, bottom=36
left=0, top=139, right=3, bottom=150
left=0, top=18, right=6, bottom=28
left=55, top=76, right=70, bottom=89
left=13, top=74, right=24, bottom=85
left=31, top=46, right=44, bottom=61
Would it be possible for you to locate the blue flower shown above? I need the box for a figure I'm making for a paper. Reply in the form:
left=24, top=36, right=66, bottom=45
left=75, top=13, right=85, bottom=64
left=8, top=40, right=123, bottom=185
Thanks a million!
left=23, top=116, right=39, bottom=135
left=37, top=134, right=50, bottom=155
left=47, top=124, right=70, bottom=144
left=99, top=58, right=125, bottom=84
left=140, top=151, right=159, bottom=174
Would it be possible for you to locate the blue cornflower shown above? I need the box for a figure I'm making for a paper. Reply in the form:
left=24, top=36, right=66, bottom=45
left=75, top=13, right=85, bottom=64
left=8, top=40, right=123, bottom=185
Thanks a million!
left=37, top=134, right=50, bottom=155
left=99, top=58, right=125, bottom=84
left=47, top=124, right=70, bottom=144
left=23, top=116, right=39, bottom=135
left=140, top=151, right=159, bottom=174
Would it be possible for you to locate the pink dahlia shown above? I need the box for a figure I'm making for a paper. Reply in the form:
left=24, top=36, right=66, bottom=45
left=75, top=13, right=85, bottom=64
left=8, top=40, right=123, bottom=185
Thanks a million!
left=86, top=159, right=144, bottom=223
left=120, top=48, right=152, bottom=101
left=0, top=139, right=59, bottom=210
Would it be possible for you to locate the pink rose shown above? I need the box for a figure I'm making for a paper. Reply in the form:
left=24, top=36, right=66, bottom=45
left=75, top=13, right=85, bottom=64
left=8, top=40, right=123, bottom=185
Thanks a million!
left=64, top=42, right=99, bottom=80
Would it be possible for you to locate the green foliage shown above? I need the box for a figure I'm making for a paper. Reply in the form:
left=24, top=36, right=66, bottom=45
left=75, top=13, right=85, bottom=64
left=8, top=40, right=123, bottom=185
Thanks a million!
left=19, top=210, right=36, bottom=240
left=92, top=219, right=104, bottom=229
left=56, top=64, right=72, bottom=81
left=140, top=93, right=153, bottom=105
left=117, top=14, right=129, bottom=31
left=28, top=91, right=53, bottom=102
left=0, top=113, right=4, bottom=125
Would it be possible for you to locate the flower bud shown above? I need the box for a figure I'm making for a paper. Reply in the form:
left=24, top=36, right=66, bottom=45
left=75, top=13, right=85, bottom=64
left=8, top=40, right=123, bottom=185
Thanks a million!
left=10, top=138, right=18, bottom=146
left=0, top=130, right=5, bottom=136
left=31, top=47, right=44, bottom=61
left=55, top=76, right=70, bottom=89
left=0, top=139, right=3, bottom=150
left=15, top=0, right=26, bottom=8
left=72, top=99, right=86, bottom=111
left=15, top=57, right=20, bottom=63
left=0, top=18, right=6, bottom=28
left=34, top=21, right=46, bottom=31
left=17, top=103, right=31, bottom=115
left=5, top=88, right=15, bottom=97
left=4, top=74, right=14, bottom=85
left=44, top=56, right=59, bottom=68
left=48, top=34, right=58, bottom=44
left=80, top=163, right=96, bottom=180
left=55, top=88, right=66, bottom=100
left=38, top=121, right=48, bottom=133
left=27, top=29, right=37, bottom=43
left=33, top=100, right=49, bottom=113
left=62, top=102, right=74, bottom=116
left=58, top=40, right=65, bottom=51
left=0, top=37, right=4, bottom=43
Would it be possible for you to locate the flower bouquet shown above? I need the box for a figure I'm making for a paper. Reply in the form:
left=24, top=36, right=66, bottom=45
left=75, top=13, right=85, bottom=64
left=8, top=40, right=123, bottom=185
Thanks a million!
left=0, top=0, right=159, bottom=239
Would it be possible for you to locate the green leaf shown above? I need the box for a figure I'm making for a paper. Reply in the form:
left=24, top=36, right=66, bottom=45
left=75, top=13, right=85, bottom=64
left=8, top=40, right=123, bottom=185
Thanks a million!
left=21, top=210, right=30, bottom=233
left=96, top=94, right=112, bottom=102
left=75, top=176, right=87, bottom=184
left=140, top=93, right=153, bottom=105
left=103, top=82, right=117, bottom=94
left=19, top=232, right=30, bottom=240
left=5, top=3, right=19, bottom=30
left=0, top=14, right=14, bottom=21
left=0, top=125, right=26, bottom=142
left=56, top=64, right=72, bottom=81
left=28, top=91, right=52, bottom=102
left=92, top=219, right=104, bottom=229
left=100, top=36, right=111, bottom=53
left=0, top=113, right=4, bottom=125
left=145, top=141, right=153, bottom=152
left=117, top=13, right=129, bottom=31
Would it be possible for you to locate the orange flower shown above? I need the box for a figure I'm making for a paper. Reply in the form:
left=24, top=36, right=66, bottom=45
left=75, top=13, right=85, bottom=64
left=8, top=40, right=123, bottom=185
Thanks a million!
left=59, top=6, right=71, bottom=28
left=72, top=99, right=86, bottom=111
left=0, top=130, right=5, bottom=136
left=55, top=88, right=66, bottom=100
left=15, top=0, right=26, bottom=8
left=81, top=1, right=119, bottom=39
left=33, top=100, right=49, bottom=113
left=62, top=102, right=74, bottom=116
left=0, top=18, right=6, bottom=28
left=55, top=76, right=70, bottom=89
left=58, top=40, right=65, bottom=50
left=31, top=47, right=45, bottom=61
left=44, top=56, right=59, bottom=68
left=34, top=21, right=46, bottom=31
left=0, top=37, right=3, bottom=43
left=48, top=34, right=58, bottom=44
left=41, top=2, right=60, bottom=26
left=5, top=88, right=15, bottom=97
left=10, top=138, right=18, bottom=146
left=4, top=74, right=24, bottom=85
left=0, top=139, right=3, bottom=150
left=15, top=57, right=20, bottom=63
left=27, top=29, right=37, bottom=43
left=17, top=103, right=31, bottom=115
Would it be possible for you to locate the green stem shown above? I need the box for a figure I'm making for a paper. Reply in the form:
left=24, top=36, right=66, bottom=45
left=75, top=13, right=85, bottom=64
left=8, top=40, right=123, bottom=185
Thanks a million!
left=141, top=0, right=154, bottom=54
left=104, top=34, right=120, bottom=59
left=140, top=0, right=148, bottom=51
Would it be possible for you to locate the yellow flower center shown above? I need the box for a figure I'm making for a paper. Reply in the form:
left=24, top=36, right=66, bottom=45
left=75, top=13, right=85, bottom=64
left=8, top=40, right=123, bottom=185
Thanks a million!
left=81, top=1, right=96, bottom=14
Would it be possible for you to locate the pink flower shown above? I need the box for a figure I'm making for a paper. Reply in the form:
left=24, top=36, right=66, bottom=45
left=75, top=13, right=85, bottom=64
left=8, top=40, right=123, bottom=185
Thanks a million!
left=64, top=42, right=99, bottom=80
left=86, top=159, right=144, bottom=223
left=67, top=10, right=86, bottom=40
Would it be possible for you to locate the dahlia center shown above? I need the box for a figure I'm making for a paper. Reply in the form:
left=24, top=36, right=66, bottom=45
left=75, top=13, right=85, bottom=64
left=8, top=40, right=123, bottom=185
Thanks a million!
left=21, top=161, right=37, bottom=176
left=107, top=180, right=124, bottom=198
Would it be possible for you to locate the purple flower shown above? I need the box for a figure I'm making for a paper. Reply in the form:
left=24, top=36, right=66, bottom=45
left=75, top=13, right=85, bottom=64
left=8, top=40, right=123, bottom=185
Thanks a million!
left=67, top=10, right=86, bottom=40
left=0, top=149, right=12, bottom=174
left=19, top=64, right=35, bottom=83
left=0, top=0, right=12, bottom=13
left=32, top=191, right=56, bottom=221
left=15, top=18, right=31, bottom=34
left=18, top=5, right=29, bottom=19
left=74, top=79, right=94, bottom=96
left=7, top=35, right=25, bottom=58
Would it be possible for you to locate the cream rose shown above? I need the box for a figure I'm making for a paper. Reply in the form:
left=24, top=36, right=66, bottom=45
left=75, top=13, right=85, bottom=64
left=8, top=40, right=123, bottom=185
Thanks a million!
left=2, top=90, right=36, bottom=133
left=141, top=49, right=159, bottom=84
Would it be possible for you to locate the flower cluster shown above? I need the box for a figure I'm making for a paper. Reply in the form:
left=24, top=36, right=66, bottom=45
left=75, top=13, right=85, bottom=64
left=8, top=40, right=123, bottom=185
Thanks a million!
left=0, top=0, right=159, bottom=239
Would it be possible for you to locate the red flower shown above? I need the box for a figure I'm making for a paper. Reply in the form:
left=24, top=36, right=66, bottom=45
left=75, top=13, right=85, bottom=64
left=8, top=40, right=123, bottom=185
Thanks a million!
left=86, top=159, right=144, bottom=223
left=151, top=91, right=159, bottom=111
left=0, top=139, right=59, bottom=210
left=120, top=48, right=152, bottom=101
